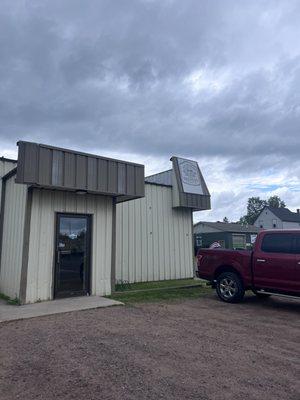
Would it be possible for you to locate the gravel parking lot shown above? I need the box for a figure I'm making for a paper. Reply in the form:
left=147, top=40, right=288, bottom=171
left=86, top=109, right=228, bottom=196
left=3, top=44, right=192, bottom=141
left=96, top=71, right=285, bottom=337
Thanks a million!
left=0, top=293, right=299, bottom=400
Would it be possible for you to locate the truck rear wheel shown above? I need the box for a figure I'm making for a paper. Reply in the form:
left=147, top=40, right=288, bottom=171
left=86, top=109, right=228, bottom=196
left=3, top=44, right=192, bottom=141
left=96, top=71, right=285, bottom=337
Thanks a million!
left=216, top=272, right=245, bottom=303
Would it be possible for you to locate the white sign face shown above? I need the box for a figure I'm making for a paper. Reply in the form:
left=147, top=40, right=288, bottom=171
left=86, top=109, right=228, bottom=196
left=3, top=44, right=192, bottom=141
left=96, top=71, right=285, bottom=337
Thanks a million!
left=177, top=158, right=204, bottom=195
left=250, top=234, right=257, bottom=244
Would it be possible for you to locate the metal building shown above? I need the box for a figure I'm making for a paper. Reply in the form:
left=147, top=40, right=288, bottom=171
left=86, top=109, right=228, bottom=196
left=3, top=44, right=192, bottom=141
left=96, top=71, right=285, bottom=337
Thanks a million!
left=116, top=157, right=211, bottom=283
left=0, top=141, right=144, bottom=303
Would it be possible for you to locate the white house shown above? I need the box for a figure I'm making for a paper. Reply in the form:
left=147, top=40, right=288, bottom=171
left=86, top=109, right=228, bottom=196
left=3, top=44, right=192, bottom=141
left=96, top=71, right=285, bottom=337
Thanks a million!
left=254, top=206, right=300, bottom=230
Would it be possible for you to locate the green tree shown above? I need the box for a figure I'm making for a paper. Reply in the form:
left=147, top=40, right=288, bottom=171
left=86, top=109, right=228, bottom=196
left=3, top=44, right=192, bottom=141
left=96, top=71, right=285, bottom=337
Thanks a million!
left=239, top=195, right=286, bottom=225
left=267, top=195, right=286, bottom=208
left=223, top=217, right=229, bottom=223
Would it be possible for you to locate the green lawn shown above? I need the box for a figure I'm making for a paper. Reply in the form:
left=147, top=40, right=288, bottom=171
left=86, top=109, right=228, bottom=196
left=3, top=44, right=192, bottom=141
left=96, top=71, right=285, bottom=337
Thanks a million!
left=109, top=279, right=212, bottom=304
left=115, top=278, right=204, bottom=292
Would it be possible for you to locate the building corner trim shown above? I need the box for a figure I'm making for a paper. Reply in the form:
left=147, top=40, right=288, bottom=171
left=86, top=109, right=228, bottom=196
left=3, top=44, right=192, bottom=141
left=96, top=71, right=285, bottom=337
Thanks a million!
left=0, top=180, right=7, bottom=273
left=0, top=170, right=18, bottom=275
left=19, top=187, right=33, bottom=304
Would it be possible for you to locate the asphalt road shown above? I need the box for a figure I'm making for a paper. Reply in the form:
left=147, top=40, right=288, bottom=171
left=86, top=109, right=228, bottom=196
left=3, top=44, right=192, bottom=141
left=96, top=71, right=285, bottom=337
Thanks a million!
left=0, top=293, right=299, bottom=400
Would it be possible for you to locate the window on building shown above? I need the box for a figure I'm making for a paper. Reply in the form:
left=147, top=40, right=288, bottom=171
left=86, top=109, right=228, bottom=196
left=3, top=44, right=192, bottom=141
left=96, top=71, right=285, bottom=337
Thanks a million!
left=292, top=235, right=300, bottom=254
left=261, top=234, right=293, bottom=254
left=259, top=220, right=263, bottom=228
left=195, top=234, right=202, bottom=247
left=232, top=234, right=246, bottom=249
left=272, top=219, right=277, bottom=228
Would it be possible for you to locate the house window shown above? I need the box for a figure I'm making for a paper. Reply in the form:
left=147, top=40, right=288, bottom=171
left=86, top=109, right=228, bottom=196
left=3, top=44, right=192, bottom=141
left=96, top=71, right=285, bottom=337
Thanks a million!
left=195, top=234, right=202, bottom=247
left=272, top=219, right=277, bottom=228
left=259, top=220, right=263, bottom=228
left=232, top=234, right=246, bottom=249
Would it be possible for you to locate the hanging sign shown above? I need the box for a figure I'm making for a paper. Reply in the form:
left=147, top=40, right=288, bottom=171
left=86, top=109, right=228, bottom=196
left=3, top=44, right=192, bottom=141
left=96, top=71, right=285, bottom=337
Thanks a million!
left=177, top=158, right=204, bottom=195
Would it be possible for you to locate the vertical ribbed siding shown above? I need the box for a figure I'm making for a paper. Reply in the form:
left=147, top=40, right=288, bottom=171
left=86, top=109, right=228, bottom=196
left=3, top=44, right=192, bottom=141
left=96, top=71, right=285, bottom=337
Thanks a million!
left=116, top=184, right=193, bottom=283
left=0, top=177, right=27, bottom=298
left=0, top=160, right=16, bottom=210
left=25, top=189, right=113, bottom=303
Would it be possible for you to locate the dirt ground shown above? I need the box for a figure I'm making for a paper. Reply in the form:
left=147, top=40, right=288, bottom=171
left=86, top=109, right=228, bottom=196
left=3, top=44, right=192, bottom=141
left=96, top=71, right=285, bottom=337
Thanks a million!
left=0, top=293, right=299, bottom=400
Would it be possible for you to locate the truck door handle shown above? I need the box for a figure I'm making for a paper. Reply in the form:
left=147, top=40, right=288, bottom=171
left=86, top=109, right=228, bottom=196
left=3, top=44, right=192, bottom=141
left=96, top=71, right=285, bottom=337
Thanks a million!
left=257, top=259, right=266, bottom=263
left=297, top=261, right=300, bottom=265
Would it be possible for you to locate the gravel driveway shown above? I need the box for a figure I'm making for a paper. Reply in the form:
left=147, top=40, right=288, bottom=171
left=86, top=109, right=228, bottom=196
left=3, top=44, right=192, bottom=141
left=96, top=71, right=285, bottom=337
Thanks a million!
left=0, top=293, right=299, bottom=400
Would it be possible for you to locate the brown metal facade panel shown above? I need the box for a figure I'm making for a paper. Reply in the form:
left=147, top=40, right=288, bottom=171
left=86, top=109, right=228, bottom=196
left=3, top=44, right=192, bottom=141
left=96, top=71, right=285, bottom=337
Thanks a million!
left=16, top=142, right=38, bottom=184
left=117, top=163, right=126, bottom=194
left=75, top=155, right=87, bottom=189
left=38, top=147, right=52, bottom=185
left=135, top=166, right=145, bottom=197
left=179, top=192, right=211, bottom=210
left=107, top=161, right=118, bottom=193
left=16, top=141, right=145, bottom=200
left=52, top=150, right=64, bottom=186
left=64, top=152, right=76, bottom=188
left=97, top=158, right=108, bottom=192
left=126, top=164, right=135, bottom=195
left=87, top=157, right=97, bottom=191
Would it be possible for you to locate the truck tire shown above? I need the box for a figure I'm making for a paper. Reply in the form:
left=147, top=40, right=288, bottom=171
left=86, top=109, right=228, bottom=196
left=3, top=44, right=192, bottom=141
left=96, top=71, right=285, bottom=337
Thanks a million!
left=216, top=272, right=245, bottom=303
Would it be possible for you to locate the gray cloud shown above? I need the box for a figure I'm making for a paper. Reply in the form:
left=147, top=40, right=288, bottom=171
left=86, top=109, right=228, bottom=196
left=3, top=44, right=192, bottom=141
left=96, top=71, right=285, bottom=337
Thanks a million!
left=0, top=0, right=299, bottom=218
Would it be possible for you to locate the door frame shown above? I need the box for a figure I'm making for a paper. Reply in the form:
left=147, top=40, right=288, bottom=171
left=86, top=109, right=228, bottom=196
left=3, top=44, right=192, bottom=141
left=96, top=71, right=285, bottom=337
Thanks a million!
left=53, top=212, right=92, bottom=299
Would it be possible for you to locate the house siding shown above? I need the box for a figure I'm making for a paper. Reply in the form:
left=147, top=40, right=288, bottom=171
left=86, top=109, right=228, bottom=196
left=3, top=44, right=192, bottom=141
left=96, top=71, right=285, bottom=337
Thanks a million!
left=25, top=188, right=113, bottom=303
left=254, top=208, right=283, bottom=229
left=116, top=183, right=193, bottom=283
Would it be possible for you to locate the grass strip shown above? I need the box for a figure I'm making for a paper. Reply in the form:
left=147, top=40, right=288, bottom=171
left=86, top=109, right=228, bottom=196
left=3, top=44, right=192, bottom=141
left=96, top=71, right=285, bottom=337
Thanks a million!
left=109, top=285, right=212, bottom=304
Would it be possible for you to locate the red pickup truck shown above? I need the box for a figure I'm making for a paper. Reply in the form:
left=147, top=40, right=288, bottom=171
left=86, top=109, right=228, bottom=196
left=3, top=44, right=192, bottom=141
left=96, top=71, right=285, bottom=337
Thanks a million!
left=196, top=230, right=300, bottom=302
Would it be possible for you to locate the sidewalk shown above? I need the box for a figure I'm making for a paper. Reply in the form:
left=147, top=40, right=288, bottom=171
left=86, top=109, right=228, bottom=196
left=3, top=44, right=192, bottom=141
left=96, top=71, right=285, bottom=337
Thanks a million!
left=0, top=296, right=123, bottom=323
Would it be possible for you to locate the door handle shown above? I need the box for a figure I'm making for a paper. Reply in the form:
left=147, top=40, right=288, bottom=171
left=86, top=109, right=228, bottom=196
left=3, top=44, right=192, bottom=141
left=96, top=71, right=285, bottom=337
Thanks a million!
left=298, top=261, right=300, bottom=265
left=257, top=259, right=266, bottom=263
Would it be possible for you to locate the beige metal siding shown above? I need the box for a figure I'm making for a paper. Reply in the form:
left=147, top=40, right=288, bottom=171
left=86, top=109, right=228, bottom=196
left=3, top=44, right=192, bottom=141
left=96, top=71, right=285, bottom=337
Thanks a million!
left=0, top=177, right=27, bottom=298
left=25, top=189, right=113, bottom=303
left=116, top=184, right=193, bottom=283
left=0, top=159, right=17, bottom=210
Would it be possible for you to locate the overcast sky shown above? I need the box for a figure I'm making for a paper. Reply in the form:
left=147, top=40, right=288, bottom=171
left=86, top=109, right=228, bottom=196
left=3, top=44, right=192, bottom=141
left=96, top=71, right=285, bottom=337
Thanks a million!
left=1, top=0, right=299, bottom=222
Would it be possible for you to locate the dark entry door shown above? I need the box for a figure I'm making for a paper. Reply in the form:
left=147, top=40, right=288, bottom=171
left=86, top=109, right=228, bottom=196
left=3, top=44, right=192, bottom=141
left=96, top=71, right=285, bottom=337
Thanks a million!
left=54, top=214, right=91, bottom=298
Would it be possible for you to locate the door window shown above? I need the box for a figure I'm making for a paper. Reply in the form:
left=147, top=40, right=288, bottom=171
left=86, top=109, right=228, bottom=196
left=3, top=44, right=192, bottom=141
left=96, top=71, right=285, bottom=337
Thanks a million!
left=55, top=214, right=91, bottom=297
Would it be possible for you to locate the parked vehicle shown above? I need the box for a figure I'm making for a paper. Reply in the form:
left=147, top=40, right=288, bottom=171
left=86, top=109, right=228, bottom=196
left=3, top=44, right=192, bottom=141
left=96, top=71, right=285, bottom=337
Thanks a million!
left=196, top=230, right=300, bottom=302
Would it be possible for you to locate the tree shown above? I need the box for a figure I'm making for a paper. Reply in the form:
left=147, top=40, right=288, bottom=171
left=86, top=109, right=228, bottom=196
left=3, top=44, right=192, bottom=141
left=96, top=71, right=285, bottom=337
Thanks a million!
left=239, top=195, right=286, bottom=225
left=267, top=195, right=286, bottom=208
left=223, top=217, right=229, bottom=223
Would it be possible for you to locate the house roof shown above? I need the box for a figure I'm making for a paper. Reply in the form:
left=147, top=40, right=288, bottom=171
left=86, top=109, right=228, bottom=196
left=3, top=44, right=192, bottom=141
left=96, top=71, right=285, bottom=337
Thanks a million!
left=263, top=206, right=300, bottom=223
left=194, top=221, right=260, bottom=233
left=0, top=156, right=17, bottom=164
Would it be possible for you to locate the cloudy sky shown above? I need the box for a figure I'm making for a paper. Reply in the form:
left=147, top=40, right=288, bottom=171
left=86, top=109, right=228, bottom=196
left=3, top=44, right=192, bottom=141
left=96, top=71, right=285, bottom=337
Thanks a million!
left=1, top=0, right=299, bottom=222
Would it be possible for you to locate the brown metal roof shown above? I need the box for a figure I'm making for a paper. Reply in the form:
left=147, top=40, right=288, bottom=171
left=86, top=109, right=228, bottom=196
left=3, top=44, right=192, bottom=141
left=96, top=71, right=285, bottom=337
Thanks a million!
left=15, top=141, right=145, bottom=202
left=194, top=221, right=260, bottom=233
left=145, top=170, right=173, bottom=187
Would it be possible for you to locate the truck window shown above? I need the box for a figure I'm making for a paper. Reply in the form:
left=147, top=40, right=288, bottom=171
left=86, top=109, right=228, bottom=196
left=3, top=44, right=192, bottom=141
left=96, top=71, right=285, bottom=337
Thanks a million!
left=292, top=235, right=300, bottom=254
left=261, top=234, right=293, bottom=254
